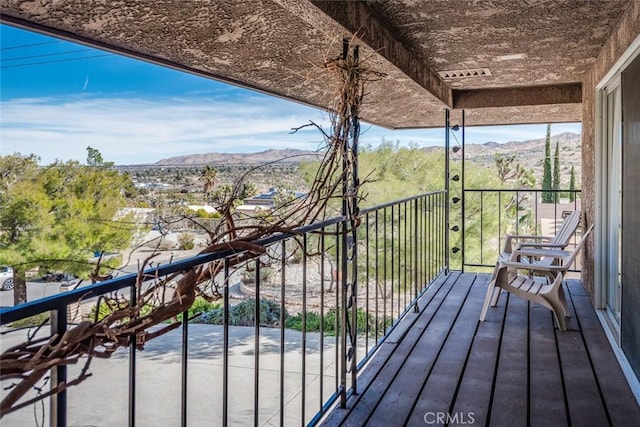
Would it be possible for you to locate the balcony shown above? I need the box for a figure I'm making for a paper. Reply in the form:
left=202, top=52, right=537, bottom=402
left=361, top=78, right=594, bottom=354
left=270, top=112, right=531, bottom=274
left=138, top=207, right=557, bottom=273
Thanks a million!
left=320, top=272, right=640, bottom=426
left=1, top=191, right=639, bottom=426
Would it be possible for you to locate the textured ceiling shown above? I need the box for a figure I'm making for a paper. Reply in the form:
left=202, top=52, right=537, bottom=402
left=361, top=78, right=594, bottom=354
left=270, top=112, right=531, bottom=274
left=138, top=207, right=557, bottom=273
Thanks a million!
left=370, top=0, right=628, bottom=89
left=0, top=0, right=633, bottom=128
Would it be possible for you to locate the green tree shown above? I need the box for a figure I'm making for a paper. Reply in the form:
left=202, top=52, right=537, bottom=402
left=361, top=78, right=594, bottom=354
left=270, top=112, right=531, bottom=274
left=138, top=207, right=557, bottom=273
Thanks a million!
left=569, top=166, right=576, bottom=202
left=552, top=141, right=561, bottom=202
left=201, top=166, right=217, bottom=200
left=542, top=124, right=553, bottom=203
left=212, top=181, right=258, bottom=209
left=0, top=150, right=134, bottom=305
left=494, top=154, right=536, bottom=188
left=86, top=146, right=113, bottom=167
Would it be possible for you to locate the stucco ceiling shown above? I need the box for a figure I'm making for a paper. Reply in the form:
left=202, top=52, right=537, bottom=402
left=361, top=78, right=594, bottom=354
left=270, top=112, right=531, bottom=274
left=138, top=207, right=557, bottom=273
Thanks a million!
left=0, top=0, right=633, bottom=128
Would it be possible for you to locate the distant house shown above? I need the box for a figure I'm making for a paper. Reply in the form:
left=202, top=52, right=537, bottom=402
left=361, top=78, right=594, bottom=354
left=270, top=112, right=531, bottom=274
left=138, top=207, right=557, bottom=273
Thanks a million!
left=236, top=188, right=306, bottom=216
left=114, top=207, right=155, bottom=222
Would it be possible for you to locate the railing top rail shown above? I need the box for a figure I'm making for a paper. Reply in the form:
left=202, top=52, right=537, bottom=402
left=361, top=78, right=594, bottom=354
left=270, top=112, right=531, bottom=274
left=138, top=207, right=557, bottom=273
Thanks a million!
left=360, top=190, right=446, bottom=214
left=463, top=188, right=581, bottom=193
left=2, top=190, right=451, bottom=324
left=0, top=215, right=346, bottom=324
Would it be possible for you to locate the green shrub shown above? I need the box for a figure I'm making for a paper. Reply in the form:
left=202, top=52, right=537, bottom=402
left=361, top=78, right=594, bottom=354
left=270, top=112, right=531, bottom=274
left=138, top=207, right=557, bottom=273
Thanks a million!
left=176, top=297, right=221, bottom=322
left=9, top=313, right=50, bottom=328
left=197, top=298, right=285, bottom=327
left=177, top=233, right=195, bottom=250
left=286, top=308, right=391, bottom=337
left=285, top=311, right=324, bottom=332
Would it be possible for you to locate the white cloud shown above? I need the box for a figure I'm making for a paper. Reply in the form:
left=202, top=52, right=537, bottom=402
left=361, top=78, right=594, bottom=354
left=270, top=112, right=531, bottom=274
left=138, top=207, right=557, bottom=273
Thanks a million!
left=0, top=95, right=330, bottom=164
left=0, top=94, right=582, bottom=165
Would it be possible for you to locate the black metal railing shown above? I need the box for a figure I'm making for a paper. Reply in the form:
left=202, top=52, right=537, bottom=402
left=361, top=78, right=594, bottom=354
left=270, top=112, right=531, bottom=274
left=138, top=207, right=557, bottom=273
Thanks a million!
left=456, top=188, right=583, bottom=271
left=0, top=191, right=447, bottom=427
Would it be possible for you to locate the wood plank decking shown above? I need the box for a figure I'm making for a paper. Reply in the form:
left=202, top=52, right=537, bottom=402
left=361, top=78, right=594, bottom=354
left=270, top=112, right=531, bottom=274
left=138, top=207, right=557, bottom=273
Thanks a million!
left=321, top=272, right=640, bottom=426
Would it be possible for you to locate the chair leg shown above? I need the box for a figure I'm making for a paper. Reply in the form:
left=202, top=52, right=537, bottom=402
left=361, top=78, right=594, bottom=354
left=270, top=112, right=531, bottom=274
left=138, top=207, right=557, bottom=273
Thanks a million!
left=558, top=283, right=570, bottom=317
left=490, top=287, right=501, bottom=307
left=480, top=279, right=497, bottom=322
left=548, top=298, right=567, bottom=331
left=544, top=274, right=568, bottom=330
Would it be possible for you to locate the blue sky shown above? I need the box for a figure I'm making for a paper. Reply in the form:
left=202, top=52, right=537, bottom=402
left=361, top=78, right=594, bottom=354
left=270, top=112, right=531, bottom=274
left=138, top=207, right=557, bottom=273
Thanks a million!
left=1, top=24, right=581, bottom=165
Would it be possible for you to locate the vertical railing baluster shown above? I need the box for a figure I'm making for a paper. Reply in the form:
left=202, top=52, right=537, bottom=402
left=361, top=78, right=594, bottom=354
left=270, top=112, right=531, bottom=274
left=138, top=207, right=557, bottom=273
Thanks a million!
left=302, top=234, right=307, bottom=425
left=365, top=213, right=370, bottom=353
left=424, top=196, right=427, bottom=283
left=516, top=190, right=521, bottom=236
left=429, top=195, right=433, bottom=280
left=280, top=241, right=286, bottom=427
left=403, top=201, right=408, bottom=312
left=461, top=110, right=466, bottom=271
left=390, top=204, right=394, bottom=325
left=375, top=210, right=380, bottom=344
left=383, top=207, right=387, bottom=335
left=181, top=304, right=188, bottom=427
left=336, top=224, right=343, bottom=406
left=223, top=258, right=230, bottom=427
left=441, top=192, right=444, bottom=272
left=498, top=191, right=503, bottom=252
left=129, top=282, right=137, bottom=427
left=535, top=190, right=540, bottom=235
left=340, top=220, right=348, bottom=408
left=480, top=191, right=484, bottom=265
left=445, top=109, right=451, bottom=273
left=350, top=221, right=358, bottom=395
left=254, top=261, right=260, bottom=427
left=51, top=307, right=68, bottom=427
left=413, top=199, right=419, bottom=312
left=319, top=235, right=325, bottom=413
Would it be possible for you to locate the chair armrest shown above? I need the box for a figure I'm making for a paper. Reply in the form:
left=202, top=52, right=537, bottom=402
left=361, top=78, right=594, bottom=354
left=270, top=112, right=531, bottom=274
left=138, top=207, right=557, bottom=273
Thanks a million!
left=510, top=247, right=570, bottom=260
left=516, top=242, right=567, bottom=249
left=502, top=258, right=569, bottom=273
left=503, top=234, right=553, bottom=253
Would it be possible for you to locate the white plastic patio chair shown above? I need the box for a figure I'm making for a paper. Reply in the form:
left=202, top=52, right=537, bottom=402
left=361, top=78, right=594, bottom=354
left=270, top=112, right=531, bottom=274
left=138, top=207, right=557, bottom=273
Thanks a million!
left=480, top=223, right=594, bottom=330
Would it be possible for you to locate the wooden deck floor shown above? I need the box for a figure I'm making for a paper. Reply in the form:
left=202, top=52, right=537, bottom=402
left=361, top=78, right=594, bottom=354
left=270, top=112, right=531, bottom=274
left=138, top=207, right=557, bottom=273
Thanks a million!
left=321, top=272, right=640, bottom=427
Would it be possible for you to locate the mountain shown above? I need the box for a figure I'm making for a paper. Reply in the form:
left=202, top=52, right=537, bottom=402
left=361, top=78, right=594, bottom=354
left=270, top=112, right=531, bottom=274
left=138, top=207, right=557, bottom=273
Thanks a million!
left=422, top=131, right=582, bottom=186
left=145, top=132, right=581, bottom=186
left=153, top=148, right=321, bottom=166
left=465, top=131, right=581, bottom=185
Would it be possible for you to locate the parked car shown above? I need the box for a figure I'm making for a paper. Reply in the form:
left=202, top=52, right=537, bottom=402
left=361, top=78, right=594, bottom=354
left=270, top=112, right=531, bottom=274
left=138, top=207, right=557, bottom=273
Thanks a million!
left=42, top=271, right=78, bottom=286
left=59, top=273, right=78, bottom=287
left=0, top=266, right=14, bottom=291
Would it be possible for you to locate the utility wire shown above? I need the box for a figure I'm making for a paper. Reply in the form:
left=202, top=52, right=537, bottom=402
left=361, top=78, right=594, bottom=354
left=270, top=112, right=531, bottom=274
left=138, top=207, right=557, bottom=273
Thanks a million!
left=1, top=40, right=63, bottom=51
left=1, top=48, right=92, bottom=62
left=1, top=53, right=111, bottom=69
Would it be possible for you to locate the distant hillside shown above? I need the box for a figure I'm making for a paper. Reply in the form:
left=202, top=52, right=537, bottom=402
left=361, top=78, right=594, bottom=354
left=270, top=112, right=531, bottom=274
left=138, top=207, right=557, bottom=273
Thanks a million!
left=143, top=132, right=581, bottom=188
left=424, top=131, right=582, bottom=187
left=153, top=148, right=321, bottom=166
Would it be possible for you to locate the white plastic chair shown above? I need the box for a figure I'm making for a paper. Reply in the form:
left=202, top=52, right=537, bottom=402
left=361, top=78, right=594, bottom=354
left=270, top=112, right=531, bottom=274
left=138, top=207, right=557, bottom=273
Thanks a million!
left=480, top=224, right=594, bottom=330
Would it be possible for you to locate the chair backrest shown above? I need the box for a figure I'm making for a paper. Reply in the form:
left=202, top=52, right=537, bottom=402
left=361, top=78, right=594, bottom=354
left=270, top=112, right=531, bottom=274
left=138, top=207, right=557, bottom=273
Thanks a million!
left=552, top=210, right=582, bottom=246
left=562, top=223, right=595, bottom=267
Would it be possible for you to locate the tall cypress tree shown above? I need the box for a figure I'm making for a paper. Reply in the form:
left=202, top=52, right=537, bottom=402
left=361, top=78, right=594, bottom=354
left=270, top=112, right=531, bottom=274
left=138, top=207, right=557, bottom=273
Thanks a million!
left=569, top=165, right=576, bottom=202
left=553, top=140, right=560, bottom=202
left=542, top=124, right=553, bottom=202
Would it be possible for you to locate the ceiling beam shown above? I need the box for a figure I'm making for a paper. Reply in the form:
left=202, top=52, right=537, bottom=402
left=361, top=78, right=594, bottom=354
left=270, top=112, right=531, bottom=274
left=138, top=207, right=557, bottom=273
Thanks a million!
left=278, top=0, right=453, bottom=108
left=453, top=83, right=582, bottom=109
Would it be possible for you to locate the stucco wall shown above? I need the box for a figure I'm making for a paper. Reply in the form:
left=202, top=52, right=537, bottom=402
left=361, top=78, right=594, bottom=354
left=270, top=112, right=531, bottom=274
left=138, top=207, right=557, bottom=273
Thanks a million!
left=581, top=1, right=640, bottom=301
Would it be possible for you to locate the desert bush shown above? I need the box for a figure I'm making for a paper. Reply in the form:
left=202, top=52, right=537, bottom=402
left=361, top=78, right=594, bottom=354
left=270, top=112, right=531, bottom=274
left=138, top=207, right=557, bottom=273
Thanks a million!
left=177, top=233, right=195, bottom=250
